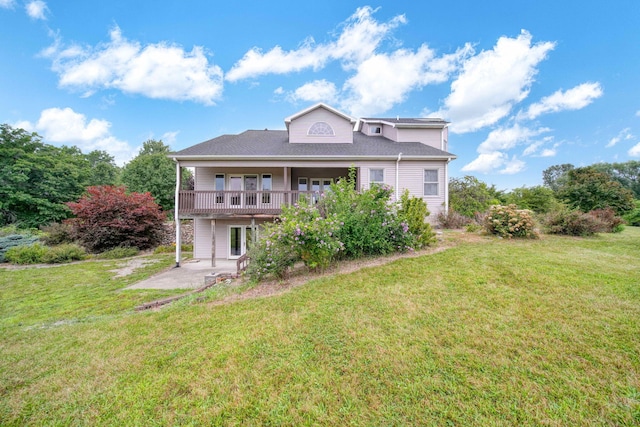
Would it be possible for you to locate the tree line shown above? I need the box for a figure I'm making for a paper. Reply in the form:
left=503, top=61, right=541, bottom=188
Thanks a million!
left=445, top=161, right=640, bottom=230
left=0, top=124, right=188, bottom=229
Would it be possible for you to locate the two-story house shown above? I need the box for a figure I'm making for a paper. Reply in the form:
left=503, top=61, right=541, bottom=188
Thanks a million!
left=171, top=103, right=456, bottom=266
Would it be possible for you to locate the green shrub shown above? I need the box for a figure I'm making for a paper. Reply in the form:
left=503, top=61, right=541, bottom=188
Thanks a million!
left=40, top=222, right=75, bottom=246
left=541, top=208, right=605, bottom=236
left=153, top=244, right=193, bottom=254
left=42, top=244, right=87, bottom=263
left=437, top=209, right=473, bottom=229
left=588, top=208, right=625, bottom=233
left=465, top=223, right=482, bottom=232
left=5, top=243, right=48, bottom=264
left=623, top=200, right=640, bottom=226
left=0, top=234, right=40, bottom=262
left=484, top=205, right=537, bottom=239
left=97, top=247, right=140, bottom=259
left=320, top=170, right=415, bottom=258
left=245, top=222, right=299, bottom=281
left=398, top=190, right=436, bottom=248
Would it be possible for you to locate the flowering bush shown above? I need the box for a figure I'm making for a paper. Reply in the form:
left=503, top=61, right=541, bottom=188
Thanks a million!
left=320, top=172, right=415, bottom=258
left=246, top=168, right=426, bottom=281
left=484, top=204, right=537, bottom=238
left=246, top=200, right=342, bottom=280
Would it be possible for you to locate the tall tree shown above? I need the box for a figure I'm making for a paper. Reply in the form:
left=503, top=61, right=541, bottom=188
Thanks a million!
left=121, top=140, right=176, bottom=212
left=542, top=163, right=574, bottom=193
left=558, top=166, right=635, bottom=215
left=505, top=185, right=558, bottom=214
left=448, top=176, right=501, bottom=218
left=86, top=150, right=120, bottom=186
left=0, top=124, right=91, bottom=227
left=592, top=160, right=640, bottom=198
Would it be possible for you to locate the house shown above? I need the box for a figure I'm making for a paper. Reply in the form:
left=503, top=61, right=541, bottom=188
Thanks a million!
left=171, top=103, right=456, bottom=266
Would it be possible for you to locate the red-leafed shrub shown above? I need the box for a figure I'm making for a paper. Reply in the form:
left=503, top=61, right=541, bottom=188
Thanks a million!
left=66, top=186, right=166, bottom=253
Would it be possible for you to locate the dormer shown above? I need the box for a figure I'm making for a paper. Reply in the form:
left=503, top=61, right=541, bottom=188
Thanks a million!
left=285, top=103, right=356, bottom=144
left=357, top=117, right=449, bottom=150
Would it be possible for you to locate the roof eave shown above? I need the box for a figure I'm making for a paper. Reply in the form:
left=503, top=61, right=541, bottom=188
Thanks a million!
left=171, top=154, right=457, bottom=162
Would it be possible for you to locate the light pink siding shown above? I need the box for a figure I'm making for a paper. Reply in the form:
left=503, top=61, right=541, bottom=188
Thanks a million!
left=193, top=218, right=272, bottom=259
left=195, top=167, right=285, bottom=191
left=396, top=128, right=443, bottom=149
left=288, top=108, right=353, bottom=143
left=396, top=160, right=448, bottom=223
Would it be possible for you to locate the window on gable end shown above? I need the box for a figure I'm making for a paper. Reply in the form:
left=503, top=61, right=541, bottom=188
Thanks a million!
left=308, top=121, right=335, bottom=136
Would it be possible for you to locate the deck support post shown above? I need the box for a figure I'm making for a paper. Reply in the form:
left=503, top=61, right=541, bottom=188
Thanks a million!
left=174, top=159, right=182, bottom=267
left=211, top=219, right=216, bottom=267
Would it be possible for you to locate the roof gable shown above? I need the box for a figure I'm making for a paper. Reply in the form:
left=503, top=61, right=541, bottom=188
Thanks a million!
left=284, top=103, right=356, bottom=131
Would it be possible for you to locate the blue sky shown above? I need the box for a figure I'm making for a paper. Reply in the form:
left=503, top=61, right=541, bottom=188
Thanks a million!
left=1, top=0, right=639, bottom=190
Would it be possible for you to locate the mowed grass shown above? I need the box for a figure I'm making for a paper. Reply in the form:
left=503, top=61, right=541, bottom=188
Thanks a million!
left=1, top=230, right=639, bottom=426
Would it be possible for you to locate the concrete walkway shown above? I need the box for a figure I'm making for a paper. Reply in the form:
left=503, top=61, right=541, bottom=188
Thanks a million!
left=126, top=259, right=238, bottom=290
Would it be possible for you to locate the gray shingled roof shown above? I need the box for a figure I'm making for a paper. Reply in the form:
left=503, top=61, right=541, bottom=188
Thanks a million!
left=173, top=130, right=456, bottom=160
left=362, top=118, right=448, bottom=125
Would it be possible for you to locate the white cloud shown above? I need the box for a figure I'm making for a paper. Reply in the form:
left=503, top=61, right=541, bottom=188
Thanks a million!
left=606, top=127, right=633, bottom=148
left=436, top=30, right=555, bottom=134
left=273, top=87, right=284, bottom=95
left=461, top=152, right=508, bottom=173
left=522, top=140, right=543, bottom=156
left=43, top=26, right=224, bottom=105
left=25, top=0, right=47, bottom=20
left=288, top=79, right=338, bottom=104
left=341, top=44, right=471, bottom=117
left=19, top=107, right=135, bottom=165
left=540, top=147, right=558, bottom=157
left=477, top=124, right=550, bottom=154
left=629, top=142, right=640, bottom=157
left=161, top=131, right=179, bottom=145
left=0, top=0, right=16, bottom=8
left=636, top=110, right=640, bottom=117
left=500, top=156, right=526, bottom=174
left=226, top=6, right=406, bottom=82
left=462, top=152, right=526, bottom=174
left=519, top=82, right=603, bottom=120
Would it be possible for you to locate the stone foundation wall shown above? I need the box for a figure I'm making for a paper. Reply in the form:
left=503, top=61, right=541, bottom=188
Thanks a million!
left=161, top=220, right=194, bottom=245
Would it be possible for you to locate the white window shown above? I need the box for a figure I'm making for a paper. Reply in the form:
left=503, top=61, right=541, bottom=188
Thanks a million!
left=308, top=121, right=335, bottom=136
left=369, top=125, right=382, bottom=134
left=424, top=169, right=439, bottom=196
left=370, top=168, right=384, bottom=185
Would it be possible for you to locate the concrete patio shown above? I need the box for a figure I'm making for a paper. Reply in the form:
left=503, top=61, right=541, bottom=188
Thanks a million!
left=126, top=259, right=239, bottom=290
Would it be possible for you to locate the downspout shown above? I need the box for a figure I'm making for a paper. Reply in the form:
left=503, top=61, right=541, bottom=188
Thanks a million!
left=395, top=152, right=402, bottom=201
left=444, top=157, right=451, bottom=213
left=173, top=158, right=182, bottom=268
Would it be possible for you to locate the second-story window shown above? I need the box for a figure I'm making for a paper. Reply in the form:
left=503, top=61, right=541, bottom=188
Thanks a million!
left=307, top=121, right=335, bottom=136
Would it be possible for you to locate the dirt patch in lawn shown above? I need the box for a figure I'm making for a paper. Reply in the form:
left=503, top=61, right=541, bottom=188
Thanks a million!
left=109, top=257, right=161, bottom=278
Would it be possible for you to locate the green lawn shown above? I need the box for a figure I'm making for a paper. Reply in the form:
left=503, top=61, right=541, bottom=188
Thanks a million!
left=1, top=230, right=639, bottom=425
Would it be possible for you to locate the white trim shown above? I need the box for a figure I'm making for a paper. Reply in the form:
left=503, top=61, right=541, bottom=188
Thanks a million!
left=423, top=168, right=439, bottom=196
left=228, top=225, right=257, bottom=259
